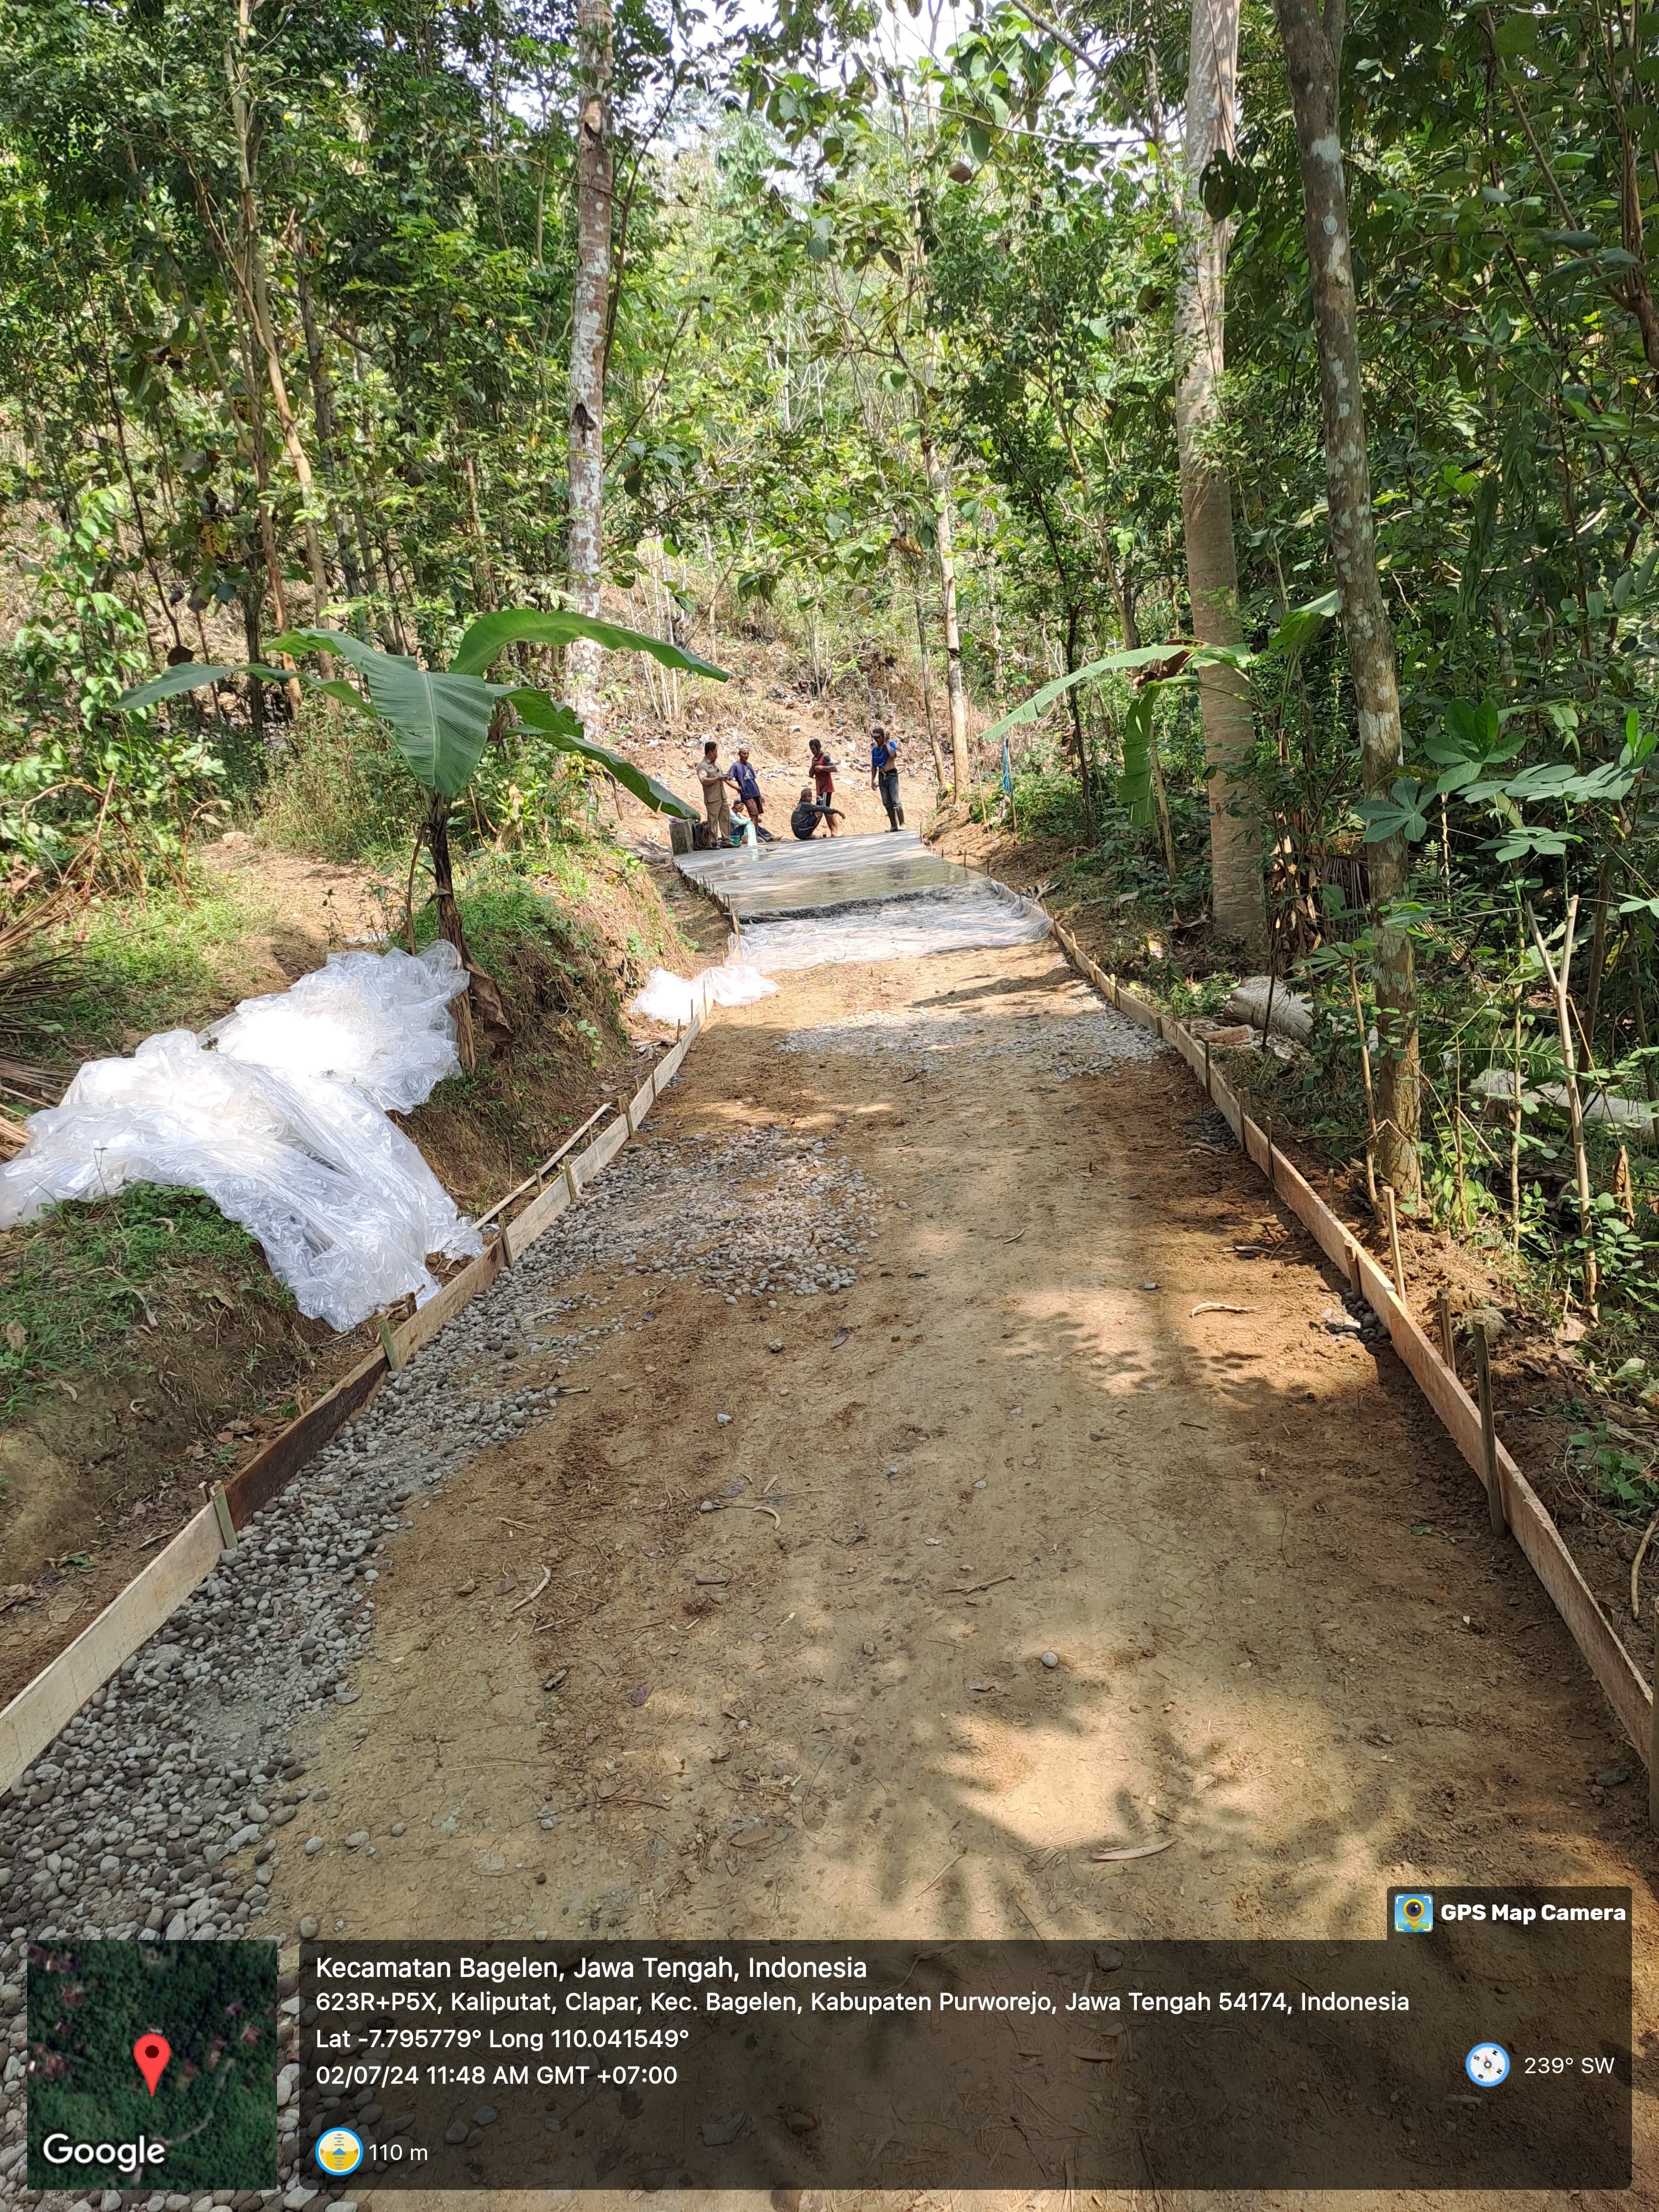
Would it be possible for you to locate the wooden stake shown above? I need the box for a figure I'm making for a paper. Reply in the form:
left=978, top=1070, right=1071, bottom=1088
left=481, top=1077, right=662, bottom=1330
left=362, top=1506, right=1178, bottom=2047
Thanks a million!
left=564, top=1160, right=580, bottom=1205
left=1365, top=1147, right=1379, bottom=1215
left=1436, top=1288, right=1455, bottom=1373
left=1203, top=1039, right=1212, bottom=1099
left=208, top=1481, right=238, bottom=1558
left=1472, top=1322, right=1505, bottom=1537
left=1383, top=1183, right=1406, bottom=1301
left=376, top=1313, right=404, bottom=1374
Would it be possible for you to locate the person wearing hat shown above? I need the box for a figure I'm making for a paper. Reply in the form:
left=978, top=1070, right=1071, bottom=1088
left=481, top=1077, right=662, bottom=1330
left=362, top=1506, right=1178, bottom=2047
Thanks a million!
left=696, top=738, right=737, bottom=844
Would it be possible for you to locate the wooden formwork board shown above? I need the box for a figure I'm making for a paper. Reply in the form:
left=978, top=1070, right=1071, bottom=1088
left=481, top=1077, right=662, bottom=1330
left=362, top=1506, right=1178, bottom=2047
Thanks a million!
left=0, top=1009, right=707, bottom=1795
left=1050, top=918, right=1652, bottom=1756
left=0, top=1507, right=225, bottom=1791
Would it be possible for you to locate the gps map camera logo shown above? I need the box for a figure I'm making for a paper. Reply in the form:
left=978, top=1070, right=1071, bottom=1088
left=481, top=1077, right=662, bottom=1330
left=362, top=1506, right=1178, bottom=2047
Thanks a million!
left=1394, top=1892, right=1434, bottom=1933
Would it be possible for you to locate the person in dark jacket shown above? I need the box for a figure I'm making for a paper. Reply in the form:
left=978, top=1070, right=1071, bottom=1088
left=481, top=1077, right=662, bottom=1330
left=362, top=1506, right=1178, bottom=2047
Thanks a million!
left=790, top=784, right=840, bottom=838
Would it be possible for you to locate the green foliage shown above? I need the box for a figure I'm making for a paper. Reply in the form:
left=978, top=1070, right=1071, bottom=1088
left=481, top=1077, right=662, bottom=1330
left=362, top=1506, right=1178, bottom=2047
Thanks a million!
left=118, top=613, right=711, bottom=818
left=1, top=1183, right=289, bottom=1422
left=33, top=878, right=294, bottom=1059
left=2, top=491, right=227, bottom=880
left=1568, top=1422, right=1658, bottom=1522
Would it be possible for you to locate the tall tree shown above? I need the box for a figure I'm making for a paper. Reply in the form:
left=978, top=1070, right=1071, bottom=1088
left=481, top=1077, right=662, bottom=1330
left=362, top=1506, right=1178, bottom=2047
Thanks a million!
left=1271, top=0, right=1420, bottom=1198
left=566, top=0, right=614, bottom=740
left=919, top=399, right=972, bottom=796
left=1175, top=0, right=1262, bottom=952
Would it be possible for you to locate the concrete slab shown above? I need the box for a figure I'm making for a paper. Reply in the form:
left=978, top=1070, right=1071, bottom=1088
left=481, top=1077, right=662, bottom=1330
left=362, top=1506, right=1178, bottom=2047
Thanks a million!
left=675, top=830, right=966, bottom=920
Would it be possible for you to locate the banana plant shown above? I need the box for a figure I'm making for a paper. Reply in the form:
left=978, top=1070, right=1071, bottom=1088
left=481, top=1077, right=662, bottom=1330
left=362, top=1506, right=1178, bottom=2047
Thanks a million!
left=116, top=609, right=724, bottom=1058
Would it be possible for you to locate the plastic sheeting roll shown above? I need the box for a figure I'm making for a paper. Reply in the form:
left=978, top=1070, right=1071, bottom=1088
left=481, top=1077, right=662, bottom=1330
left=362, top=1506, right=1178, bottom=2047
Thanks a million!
left=0, top=942, right=481, bottom=1332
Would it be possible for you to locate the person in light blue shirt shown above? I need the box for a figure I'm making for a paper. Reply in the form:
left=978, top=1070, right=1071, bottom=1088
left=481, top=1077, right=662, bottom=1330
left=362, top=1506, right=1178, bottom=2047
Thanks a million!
left=870, top=724, right=903, bottom=830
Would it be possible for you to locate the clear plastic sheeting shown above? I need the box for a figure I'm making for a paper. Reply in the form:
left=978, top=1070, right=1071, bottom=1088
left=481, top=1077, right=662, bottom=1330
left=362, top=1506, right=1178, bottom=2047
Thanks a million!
left=632, top=964, right=778, bottom=1028
left=0, top=949, right=482, bottom=1333
left=210, top=940, right=469, bottom=1112
left=737, top=879, right=1052, bottom=974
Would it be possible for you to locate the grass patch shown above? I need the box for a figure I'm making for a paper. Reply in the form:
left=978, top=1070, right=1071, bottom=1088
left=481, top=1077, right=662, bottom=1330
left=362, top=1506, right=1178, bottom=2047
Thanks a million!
left=1, top=1183, right=291, bottom=1422
left=29, top=878, right=284, bottom=1065
left=258, top=697, right=418, bottom=865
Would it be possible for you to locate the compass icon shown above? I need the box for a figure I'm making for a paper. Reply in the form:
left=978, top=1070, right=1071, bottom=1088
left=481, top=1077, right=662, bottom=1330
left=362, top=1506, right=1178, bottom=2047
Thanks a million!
left=1465, top=2042, right=1510, bottom=2088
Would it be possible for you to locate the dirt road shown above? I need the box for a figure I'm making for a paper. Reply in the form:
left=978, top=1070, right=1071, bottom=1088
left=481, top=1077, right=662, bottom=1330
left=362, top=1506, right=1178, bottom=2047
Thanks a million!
left=264, top=929, right=1652, bottom=2197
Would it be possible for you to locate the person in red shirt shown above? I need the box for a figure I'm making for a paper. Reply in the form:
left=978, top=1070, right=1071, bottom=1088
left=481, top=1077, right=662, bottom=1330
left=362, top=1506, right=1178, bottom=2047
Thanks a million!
left=808, top=738, right=840, bottom=835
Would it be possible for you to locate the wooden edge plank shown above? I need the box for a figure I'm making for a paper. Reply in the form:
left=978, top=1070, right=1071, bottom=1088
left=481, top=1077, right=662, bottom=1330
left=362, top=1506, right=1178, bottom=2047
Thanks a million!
left=1048, top=927, right=1652, bottom=1754
left=593, top=1118, right=629, bottom=1168
left=1262, top=1076, right=1651, bottom=1750
left=394, top=1240, right=505, bottom=1366
left=572, top=1118, right=625, bottom=1188
left=630, top=1072, right=656, bottom=1127
left=1208, top=1070, right=1246, bottom=1142
left=1261, top=1145, right=1355, bottom=1277
left=1115, top=987, right=1162, bottom=1033
left=224, top=1345, right=389, bottom=1528
left=502, top=1175, right=570, bottom=1264
left=656, top=1036, right=689, bottom=1086
left=1501, top=1454, right=1649, bottom=1747
left=0, top=1507, right=223, bottom=1793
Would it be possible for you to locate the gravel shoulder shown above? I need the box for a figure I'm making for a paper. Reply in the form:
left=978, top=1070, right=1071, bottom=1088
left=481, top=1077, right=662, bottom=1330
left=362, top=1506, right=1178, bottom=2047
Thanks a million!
left=1, top=934, right=1653, bottom=2210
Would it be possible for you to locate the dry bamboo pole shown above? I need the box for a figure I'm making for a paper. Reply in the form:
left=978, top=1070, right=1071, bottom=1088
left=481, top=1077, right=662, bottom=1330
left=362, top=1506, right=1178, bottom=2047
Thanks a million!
left=1526, top=898, right=1598, bottom=1313
left=1437, top=1288, right=1455, bottom=1373
left=1472, top=1321, right=1506, bottom=1537
left=1383, top=1184, right=1407, bottom=1301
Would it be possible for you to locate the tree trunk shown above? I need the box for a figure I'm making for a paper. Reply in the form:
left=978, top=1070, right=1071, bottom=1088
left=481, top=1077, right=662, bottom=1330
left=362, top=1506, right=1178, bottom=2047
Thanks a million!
left=1176, top=0, right=1264, bottom=953
left=919, top=417, right=972, bottom=796
left=426, top=791, right=477, bottom=1072
left=1274, top=0, right=1421, bottom=1199
left=912, top=586, right=948, bottom=787
left=292, top=236, right=364, bottom=606
left=1064, top=603, right=1096, bottom=834
left=225, top=2, right=330, bottom=631
left=566, top=0, right=613, bottom=739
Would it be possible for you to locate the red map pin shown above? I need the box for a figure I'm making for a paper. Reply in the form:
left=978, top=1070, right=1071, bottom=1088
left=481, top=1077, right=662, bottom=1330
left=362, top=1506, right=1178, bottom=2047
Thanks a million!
left=133, top=2033, right=171, bottom=2097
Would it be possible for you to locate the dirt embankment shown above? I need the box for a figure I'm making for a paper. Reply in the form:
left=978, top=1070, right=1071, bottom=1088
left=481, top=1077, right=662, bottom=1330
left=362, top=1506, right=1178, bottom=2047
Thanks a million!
left=0, top=827, right=702, bottom=1707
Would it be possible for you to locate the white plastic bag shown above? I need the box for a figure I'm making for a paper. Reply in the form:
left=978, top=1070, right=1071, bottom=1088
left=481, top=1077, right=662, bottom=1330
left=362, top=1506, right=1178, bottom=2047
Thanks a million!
left=210, top=940, right=469, bottom=1112
left=631, top=964, right=778, bottom=1027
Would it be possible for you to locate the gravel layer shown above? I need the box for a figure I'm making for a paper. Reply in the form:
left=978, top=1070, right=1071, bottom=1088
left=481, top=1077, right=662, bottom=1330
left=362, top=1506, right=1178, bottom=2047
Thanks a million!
left=0, top=1117, right=885, bottom=2208
left=781, top=988, right=1166, bottom=1082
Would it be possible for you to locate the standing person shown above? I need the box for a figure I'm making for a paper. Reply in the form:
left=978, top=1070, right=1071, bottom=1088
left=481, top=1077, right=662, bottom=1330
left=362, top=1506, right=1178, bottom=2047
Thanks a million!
left=869, top=723, right=904, bottom=831
left=696, top=738, right=735, bottom=844
left=730, top=745, right=765, bottom=834
left=808, top=738, right=840, bottom=835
